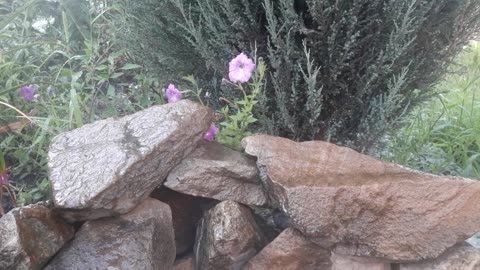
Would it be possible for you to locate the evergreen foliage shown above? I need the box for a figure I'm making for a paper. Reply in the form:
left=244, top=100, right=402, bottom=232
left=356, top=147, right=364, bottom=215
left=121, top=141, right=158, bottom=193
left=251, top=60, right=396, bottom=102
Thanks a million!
left=119, top=0, right=480, bottom=151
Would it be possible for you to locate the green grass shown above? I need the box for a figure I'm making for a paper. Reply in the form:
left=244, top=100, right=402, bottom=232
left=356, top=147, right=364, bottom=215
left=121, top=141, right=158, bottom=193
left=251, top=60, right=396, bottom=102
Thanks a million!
left=379, top=41, right=480, bottom=179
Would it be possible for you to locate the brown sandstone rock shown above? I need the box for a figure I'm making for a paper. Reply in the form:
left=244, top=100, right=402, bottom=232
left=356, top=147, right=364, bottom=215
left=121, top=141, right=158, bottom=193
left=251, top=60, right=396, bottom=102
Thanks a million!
left=48, top=100, right=213, bottom=222
left=243, top=228, right=331, bottom=270
left=331, top=253, right=391, bottom=270
left=242, top=134, right=480, bottom=261
left=194, top=200, right=266, bottom=270
left=165, top=141, right=266, bottom=206
left=399, top=242, right=480, bottom=270
left=174, top=255, right=194, bottom=270
left=151, top=188, right=210, bottom=255
left=44, top=199, right=175, bottom=270
left=0, top=203, right=74, bottom=270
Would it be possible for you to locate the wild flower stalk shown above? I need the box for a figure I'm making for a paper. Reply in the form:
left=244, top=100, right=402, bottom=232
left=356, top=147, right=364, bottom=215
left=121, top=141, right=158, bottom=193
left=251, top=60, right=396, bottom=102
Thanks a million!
left=217, top=52, right=265, bottom=149
left=0, top=150, right=8, bottom=216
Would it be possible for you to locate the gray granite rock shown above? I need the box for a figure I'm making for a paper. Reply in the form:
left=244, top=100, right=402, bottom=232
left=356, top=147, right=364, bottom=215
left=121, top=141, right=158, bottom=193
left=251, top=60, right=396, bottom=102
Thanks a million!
left=0, top=203, right=74, bottom=270
left=44, top=198, right=175, bottom=270
left=48, top=100, right=213, bottom=222
left=165, top=141, right=266, bottom=206
left=194, top=200, right=266, bottom=270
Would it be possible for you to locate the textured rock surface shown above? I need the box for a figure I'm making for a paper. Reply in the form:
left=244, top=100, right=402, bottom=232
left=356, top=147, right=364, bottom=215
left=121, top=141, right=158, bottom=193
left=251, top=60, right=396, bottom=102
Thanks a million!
left=44, top=199, right=175, bottom=270
left=243, top=228, right=331, bottom=270
left=0, top=203, right=74, bottom=270
left=165, top=141, right=266, bottom=206
left=242, top=134, right=480, bottom=261
left=151, top=188, right=210, bottom=255
left=332, top=253, right=391, bottom=270
left=467, top=232, right=480, bottom=248
left=174, top=255, right=194, bottom=270
left=194, top=200, right=266, bottom=270
left=48, top=100, right=212, bottom=221
left=399, top=243, right=480, bottom=270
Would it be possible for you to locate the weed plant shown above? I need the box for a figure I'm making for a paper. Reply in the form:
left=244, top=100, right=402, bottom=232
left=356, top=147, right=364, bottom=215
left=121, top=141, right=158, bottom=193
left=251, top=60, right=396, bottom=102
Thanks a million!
left=379, top=41, right=480, bottom=179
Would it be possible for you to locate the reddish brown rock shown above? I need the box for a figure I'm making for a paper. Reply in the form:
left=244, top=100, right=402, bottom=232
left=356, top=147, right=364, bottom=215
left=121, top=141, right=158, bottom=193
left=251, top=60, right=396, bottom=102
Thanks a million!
left=165, top=141, right=266, bottom=206
left=174, top=255, right=194, bottom=270
left=332, top=253, right=391, bottom=270
left=44, top=199, right=175, bottom=270
left=194, top=200, right=266, bottom=270
left=243, top=228, right=331, bottom=270
left=242, top=134, right=480, bottom=261
left=0, top=203, right=74, bottom=270
left=49, top=100, right=213, bottom=222
left=399, top=243, right=480, bottom=270
left=151, top=188, right=210, bottom=255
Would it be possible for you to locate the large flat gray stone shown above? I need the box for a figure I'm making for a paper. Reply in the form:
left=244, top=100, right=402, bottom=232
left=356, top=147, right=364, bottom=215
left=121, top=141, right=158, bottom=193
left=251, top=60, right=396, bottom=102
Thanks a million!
left=48, top=100, right=212, bottom=221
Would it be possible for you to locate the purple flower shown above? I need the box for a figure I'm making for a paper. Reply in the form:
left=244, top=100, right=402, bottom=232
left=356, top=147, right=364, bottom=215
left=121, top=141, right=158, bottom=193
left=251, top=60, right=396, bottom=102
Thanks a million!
left=203, top=124, right=217, bottom=142
left=19, top=85, right=36, bottom=101
left=0, top=173, right=7, bottom=185
left=165, top=84, right=182, bottom=103
left=228, top=53, right=255, bottom=83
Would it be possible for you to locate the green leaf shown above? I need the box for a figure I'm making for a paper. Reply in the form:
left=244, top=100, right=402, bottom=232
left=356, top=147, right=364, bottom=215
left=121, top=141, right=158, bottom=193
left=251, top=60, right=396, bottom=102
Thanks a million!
left=120, top=64, right=142, bottom=70
left=110, top=72, right=124, bottom=79
left=107, top=85, right=115, bottom=96
left=95, top=65, right=108, bottom=71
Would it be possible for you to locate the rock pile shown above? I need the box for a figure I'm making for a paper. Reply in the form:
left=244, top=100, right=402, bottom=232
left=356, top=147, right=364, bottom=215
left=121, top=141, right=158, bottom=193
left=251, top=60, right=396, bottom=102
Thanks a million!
left=1, top=101, right=479, bottom=270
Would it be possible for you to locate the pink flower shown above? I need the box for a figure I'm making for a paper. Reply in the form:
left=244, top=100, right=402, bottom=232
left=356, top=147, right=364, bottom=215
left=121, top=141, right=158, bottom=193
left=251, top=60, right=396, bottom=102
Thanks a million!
left=228, top=53, right=255, bottom=83
left=203, top=124, right=217, bottom=142
left=165, top=84, right=182, bottom=103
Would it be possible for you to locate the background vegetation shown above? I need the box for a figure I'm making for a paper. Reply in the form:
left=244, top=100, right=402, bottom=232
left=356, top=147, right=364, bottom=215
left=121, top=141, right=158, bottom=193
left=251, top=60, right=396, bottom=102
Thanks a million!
left=379, top=41, right=480, bottom=179
left=120, top=0, right=480, bottom=152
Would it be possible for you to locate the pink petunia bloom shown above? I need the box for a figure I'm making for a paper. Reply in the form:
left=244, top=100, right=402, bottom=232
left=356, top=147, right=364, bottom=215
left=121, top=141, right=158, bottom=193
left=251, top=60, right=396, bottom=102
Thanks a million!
left=203, top=124, right=217, bottom=142
left=165, top=84, right=182, bottom=103
left=228, top=53, right=255, bottom=83
left=19, top=85, right=36, bottom=102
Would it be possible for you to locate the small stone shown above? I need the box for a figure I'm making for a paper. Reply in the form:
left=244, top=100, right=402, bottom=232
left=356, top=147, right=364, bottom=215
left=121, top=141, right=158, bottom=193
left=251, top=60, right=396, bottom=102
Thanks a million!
left=48, top=100, right=213, bottom=222
left=399, top=242, right=480, bottom=270
left=165, top=141, right=267, bottom=206
left=194, top=200, right=266, bottom=270
left=0, top=203, right=74, bottom=270
left=242, top=134, right=480, bottom=261
left=331, top=252, right=391, bottom=270
left=243, top=228, right=332, bottom=270
left=44, top=199, right=175, bottom=270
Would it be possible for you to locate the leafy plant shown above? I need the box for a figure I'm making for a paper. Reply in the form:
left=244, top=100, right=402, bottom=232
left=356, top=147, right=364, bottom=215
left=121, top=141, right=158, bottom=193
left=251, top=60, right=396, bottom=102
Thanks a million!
left=217, top=58, right=266, bottom=150
left=16, top=177, right=49, bottom=206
